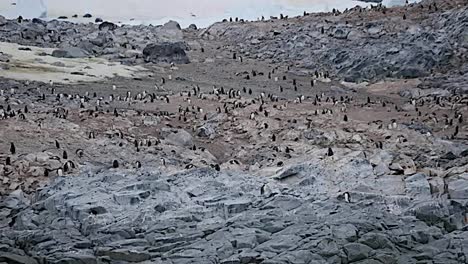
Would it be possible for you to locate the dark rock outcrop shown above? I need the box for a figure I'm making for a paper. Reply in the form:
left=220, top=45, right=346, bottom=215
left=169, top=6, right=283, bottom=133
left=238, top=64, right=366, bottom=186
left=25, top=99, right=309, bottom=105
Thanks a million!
left=142, top=42, right=189, bottom=64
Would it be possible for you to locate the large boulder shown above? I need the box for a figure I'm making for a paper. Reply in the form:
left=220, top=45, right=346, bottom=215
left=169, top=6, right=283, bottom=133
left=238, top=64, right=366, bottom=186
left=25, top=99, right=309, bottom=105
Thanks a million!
left=99, top=21, right=117, bottom=31
left=0, top=15, right=7, bottom=26
left=448, top=176, right=468, bottom=199
left=142, top=42, right=189, bottom=64
left=52, top=47, right=89, bottom=58
left=162, top=20, right=181, bottom=30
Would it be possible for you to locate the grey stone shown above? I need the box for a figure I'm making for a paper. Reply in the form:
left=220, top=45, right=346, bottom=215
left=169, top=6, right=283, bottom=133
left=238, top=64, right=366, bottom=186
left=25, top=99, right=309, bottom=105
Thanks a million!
left=448, top=177, right=468, bottom=199
left=52, top=47, right=89, bottom=58
left=162, top=20, right=181, bottom=30
left=96, top=248, right=150, bottom=262
left=163, top=129, right=193, bottom=147
left=359, top=232, right=394, bottom=250
left=0, top=16, right=7, bottom=26
left=0, top=252, right=38, bottom=264
left=405, top=173, right=431, bottom=198
left=343, top=243, right=373, bottom=262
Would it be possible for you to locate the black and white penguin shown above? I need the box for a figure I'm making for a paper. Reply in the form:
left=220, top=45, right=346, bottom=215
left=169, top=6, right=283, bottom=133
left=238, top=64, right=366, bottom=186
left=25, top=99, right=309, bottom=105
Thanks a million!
left=10, top=142, right=16, bottom=155
left=55, top=140, right=60, bottom=149
left=344, top=192, right=351, bottom=203
left=112, top=160, right=119, bottom=168
left=62, top=150, right=68, bottom=160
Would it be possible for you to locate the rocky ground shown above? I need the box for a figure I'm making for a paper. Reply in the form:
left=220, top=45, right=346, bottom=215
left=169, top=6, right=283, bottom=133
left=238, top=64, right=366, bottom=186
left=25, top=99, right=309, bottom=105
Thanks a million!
left=0, top=0, right=468, bottom=263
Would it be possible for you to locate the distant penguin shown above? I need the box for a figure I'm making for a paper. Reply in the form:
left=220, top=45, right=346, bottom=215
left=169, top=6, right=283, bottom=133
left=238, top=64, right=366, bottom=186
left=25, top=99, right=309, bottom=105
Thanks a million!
left=327, top=147, right=334, bottom=157
left=55, top=140, right=60, bottom=149
left=62, top=150, right=68, bottom=160
left=113, top=160, right=119, bottom=168
left=76, top=149, right=84, bottom=158
left=5, top=157, right=11, bottom=166
left=260, top=183, right=266, bottom=195
left=344, top=115, right=348, bottom=122
left=10, top=142, right=16, bottom=155
left=136, top=161, right=142, bottom=168
left=344, top=192, right=351, bottom=203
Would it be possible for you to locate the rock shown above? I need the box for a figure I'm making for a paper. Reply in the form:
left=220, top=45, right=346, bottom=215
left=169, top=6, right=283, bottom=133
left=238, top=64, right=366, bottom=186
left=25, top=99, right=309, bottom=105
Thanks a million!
left=343, top=243, right=373, bottom=262
left=188, top=24, right=198, bottom=30
left=142, top=42, right=189, bottom=64
left=163, top=129, right=193, bottom=147
left=52, top=47, right=89, bottom=58
left=95, top=18, right=103, bottom=23
left=162, top=20, right=181, bottom=30
left=405, top=173, right=431, bottom=198
left=0, top=252, right=38, bottom=264
left=197, top=123, right=216, bottom=138
left=332, top=28, right=349, bottom=39
left=96, top=248, right=150, bottom=262
left=21, top=26, right=47, bottom=40
left=0, top=15, right=6, bottom=26
left=332, top=224, right=358, bottom=242
left=359, top=233, right=394, bottom=250
left=55, top=254, right=98, bottom=264
left=448, top=177, right=468, bottom=199
left=83, top=14, right=92, bottom=18
left=99, top=21, right=117, bottom=31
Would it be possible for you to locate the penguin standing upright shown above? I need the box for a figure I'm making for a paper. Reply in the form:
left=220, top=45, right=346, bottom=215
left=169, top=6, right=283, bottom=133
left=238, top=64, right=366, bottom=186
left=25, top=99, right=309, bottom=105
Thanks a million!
left=10, top=143, right=16, bottom=155
left=344, top=192, right=351, bottom=203
left=327, top=147, right=334, bottom=156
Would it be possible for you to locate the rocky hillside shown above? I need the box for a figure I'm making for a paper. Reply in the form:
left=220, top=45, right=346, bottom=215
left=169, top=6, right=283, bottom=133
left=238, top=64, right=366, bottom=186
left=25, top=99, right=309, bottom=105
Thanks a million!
left=0, top=0, right=467, bottom=263
left=203, top=0, right=468, bottom=82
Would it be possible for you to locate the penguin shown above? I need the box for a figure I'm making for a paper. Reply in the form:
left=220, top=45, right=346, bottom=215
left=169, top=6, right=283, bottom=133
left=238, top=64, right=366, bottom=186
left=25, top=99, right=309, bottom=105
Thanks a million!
left=185, top=164, right=194, bottom=169
left=57, top=168, right=63, bottom=177
left=161, top=158, right=166, bottom=167
left=344, top=192, right=351, bottom=203
left=114, top=109, right=119, bottom=117
left=10, top=142, right=15, bottom=155
left=136, top=161, right=142, bottom=169
left=76, top=149, right=84, bottom=158
left=5, top=157, right=11, bottom=166
left=327, top=147, right=334, bottom=157
left=260, top=184, right=267, bottom=195
left=344, top=115, right=348, bottom=122
left=63, top=150, right=68, bottom=160
left=272, top=134, right=276, bottom=142
left=453, top=126, right=459, bottom=138
left=55, top=140, right=60, bottom=149
left=113, top=160, right=119, bottom=168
